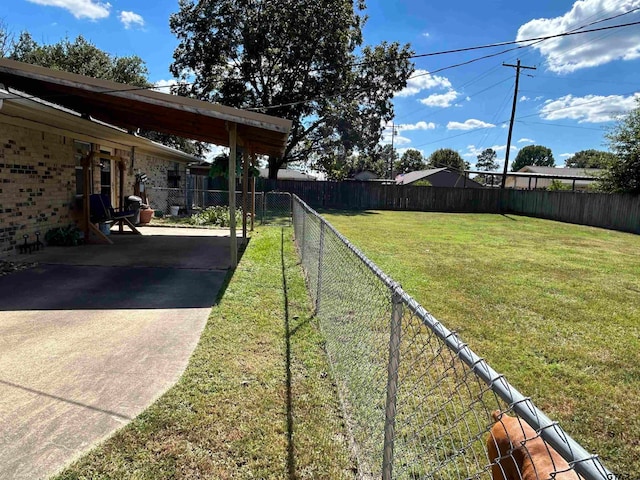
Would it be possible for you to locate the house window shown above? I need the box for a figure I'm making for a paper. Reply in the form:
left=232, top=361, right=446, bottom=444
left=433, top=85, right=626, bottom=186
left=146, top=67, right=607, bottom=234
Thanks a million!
left=99, top=149, right=113, bottom=200
left=74, top=140, right=92, bottom=195
left=167, top=163, right=181, bottom=188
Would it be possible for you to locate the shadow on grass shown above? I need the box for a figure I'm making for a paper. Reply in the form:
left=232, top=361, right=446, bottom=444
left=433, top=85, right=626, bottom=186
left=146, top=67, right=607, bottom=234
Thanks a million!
left=316, top=209, right=380, bottom=217
left=281, top=228, right=296, bottom=479
left=500, top=214, right=518, bottom=221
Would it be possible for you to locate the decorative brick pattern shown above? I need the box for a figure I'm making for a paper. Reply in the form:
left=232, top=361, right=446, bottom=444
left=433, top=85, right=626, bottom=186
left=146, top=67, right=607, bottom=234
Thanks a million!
left=0, top=124, right=75, bottom=254
left=0, top=122, right=189, bottom=254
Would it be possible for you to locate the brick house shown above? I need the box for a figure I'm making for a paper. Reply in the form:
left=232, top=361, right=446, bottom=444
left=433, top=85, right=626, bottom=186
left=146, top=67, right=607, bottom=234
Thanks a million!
left=0, top=89, right=199, bottom=254
left=0, top=58, right=291, bottom=266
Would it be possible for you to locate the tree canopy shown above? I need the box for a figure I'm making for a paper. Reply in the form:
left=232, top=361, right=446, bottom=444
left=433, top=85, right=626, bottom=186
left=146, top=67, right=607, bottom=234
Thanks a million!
left=476, top=148, right=498, bottom=171
left=565, top=149, right=616, bottom=169
left=169, top=0, right=414, bottom=178
left=317, top=144, right=394, bottom=181
left=5, top=31, right=205, bottom=157
left=511, top=145, right=555, bottom=171
left=395, top=149, right=425, bottom=174
left=427, top=148, right=467, bottom=171
left=598, top=100, right=640, bottom=194
left=10, top=32, right=149, bottom=86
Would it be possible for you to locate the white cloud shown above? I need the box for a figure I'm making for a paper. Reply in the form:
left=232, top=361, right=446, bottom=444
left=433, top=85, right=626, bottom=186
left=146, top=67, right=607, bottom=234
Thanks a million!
left=535, top=95, right=544, bottom=101
left=397, top=69, right=452, bottom=97
left=464, top=144, right=518, bottom=157
left=26, top=0, right=111, bottom=20
left=119, top=10, right=144, bottom=29
left=539, top=93, right=640, bottom=123
left=464, top=144, right=519, bottom=171
left=391, top=135, right=411, bottom=145
left=447, top=118, right=496, bottom=131
left=517, top=0, right=640, bottom=73
left=518, top=138, right=535, bottom=143
left=420, top=90, right=459, bottom=107
left=560, top=152, right=574, bottom=158
left=205, top=145, right=229, bottom=162
left=380, top=130, right=411, bottom=145
left=422, top=32, right=430, bottom=38
left=520, top=95, right=530, bottom=102
left=154, top=79, right=177, bottom=94
left=397, top=121, right=436, bottom=131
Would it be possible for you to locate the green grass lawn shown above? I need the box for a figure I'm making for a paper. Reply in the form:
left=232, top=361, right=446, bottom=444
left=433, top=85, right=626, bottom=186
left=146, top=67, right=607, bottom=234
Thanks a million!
left=321, top=210, right=640, bottom=478
left=54, top=227, right=353, bottom=479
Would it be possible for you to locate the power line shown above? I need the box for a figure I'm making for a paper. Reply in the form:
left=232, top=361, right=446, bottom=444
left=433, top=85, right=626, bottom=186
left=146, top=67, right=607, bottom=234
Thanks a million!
left=249, top=17, right=640, bottom=112
left=516, top=120, right=604, bottom=131
left=2, top=14, right=638, bottom=113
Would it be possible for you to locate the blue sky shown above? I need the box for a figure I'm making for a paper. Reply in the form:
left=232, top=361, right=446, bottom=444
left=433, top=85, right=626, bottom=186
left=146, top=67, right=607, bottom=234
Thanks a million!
left=2, top=0, right=640, bottom=170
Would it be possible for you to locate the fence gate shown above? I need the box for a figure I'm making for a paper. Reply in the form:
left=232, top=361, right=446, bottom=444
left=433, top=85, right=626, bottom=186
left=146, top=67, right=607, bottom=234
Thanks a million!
left=262, top=191, right=292, bottom=225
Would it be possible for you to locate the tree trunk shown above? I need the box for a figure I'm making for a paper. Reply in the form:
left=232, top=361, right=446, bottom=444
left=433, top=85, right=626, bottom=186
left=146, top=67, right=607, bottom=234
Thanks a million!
left=268, top=156, right=282, bottom=180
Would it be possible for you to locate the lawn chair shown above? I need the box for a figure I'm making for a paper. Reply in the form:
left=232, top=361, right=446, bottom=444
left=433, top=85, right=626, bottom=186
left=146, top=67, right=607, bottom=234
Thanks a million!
left=89, top=194, right=141, bottom=242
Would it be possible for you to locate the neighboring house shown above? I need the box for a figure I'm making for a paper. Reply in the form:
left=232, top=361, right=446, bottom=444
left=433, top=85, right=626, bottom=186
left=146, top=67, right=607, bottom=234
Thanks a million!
left=352, top=170, right=379, bottom=181
left=258, top=168, right=317, bottom=181
left=0, top=88, right=199, bottom=254
left=396, top=168, right=484, bottom=188
left=505, top=166, right=602, bottom=190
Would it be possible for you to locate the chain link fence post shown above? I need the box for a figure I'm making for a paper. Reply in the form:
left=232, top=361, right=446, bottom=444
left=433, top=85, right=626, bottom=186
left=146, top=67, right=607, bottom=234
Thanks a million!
left=383, top=289, right=402, bottom=480
left=315, top=221, right=325, bottom=314
left=301, top=209, right=307, bottom=265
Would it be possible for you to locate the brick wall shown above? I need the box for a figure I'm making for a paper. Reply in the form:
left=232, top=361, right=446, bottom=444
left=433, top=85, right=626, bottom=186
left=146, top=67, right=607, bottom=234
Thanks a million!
left=0, top=123, right=76, bottom=255
left=0, top=121, right=190, bottom=255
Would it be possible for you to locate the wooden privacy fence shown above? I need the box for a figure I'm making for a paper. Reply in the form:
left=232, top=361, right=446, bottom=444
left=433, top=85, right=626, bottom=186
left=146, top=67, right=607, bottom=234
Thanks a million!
left=502, top=189, right=640, bottom=234
left=260, top=180, right=640, bottom=234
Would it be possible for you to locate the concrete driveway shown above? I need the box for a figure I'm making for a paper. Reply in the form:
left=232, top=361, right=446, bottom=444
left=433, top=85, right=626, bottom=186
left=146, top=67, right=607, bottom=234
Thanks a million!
left=0, top=227, right=236, bottom=479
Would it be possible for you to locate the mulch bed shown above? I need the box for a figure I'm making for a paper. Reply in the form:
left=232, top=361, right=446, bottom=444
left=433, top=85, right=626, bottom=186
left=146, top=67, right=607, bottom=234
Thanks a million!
left=0, top=259, right=38, bottom=277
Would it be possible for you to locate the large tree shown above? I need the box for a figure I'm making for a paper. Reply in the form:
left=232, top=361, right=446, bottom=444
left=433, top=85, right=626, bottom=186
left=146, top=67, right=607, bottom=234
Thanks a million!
left=565, top=149, right=616, bottom=169
left=511, top=145, right=555, bottom=171
left=474, top=148, right=498, bottom=185
left=11, top=32, right=149, bottom=86
left=427, top=148, right=467, bottom=171
left=8, top=32, right=205, bottom=156
left=169, top=0, right=414, bottom=178
left=0, top=20, right=13, bottom=57
left=598, top=100, right=640, bottom=194
left=476, top=148, right=498, bottom=171
left=395, top=149, right=425, bottom=174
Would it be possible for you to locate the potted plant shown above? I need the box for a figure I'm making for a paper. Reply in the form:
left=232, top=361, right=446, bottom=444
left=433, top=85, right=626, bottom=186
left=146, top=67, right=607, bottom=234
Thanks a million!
left=139, top=205, right=155, bottom=225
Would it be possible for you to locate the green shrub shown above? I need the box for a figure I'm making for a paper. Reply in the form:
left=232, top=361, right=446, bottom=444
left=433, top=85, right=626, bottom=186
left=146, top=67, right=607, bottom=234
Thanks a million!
left=189, top=206, right=242, bottom=227
left=547, top=179, right=571, bottom=191
left=45, top=224, right=82, bottom=246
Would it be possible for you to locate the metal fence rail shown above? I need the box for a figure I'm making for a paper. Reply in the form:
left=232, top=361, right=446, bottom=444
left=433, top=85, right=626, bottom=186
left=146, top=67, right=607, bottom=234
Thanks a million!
left=146, top=187, right=291, bottom=225
left=292, top=195, right=615, bottom=480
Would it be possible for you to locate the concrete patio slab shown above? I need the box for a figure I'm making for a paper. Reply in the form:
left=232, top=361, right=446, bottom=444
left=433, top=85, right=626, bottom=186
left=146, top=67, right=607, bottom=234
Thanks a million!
left=0, top=227, right=232, bottom=479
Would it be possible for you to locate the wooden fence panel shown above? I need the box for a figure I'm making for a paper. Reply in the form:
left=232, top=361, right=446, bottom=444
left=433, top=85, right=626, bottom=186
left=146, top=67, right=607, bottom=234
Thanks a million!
left=260, top=180, right=639, bottom=234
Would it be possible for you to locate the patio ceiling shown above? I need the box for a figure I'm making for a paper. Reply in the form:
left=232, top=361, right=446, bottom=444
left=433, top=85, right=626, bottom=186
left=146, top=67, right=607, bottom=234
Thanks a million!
left=0, top=58, right=291, bottom=157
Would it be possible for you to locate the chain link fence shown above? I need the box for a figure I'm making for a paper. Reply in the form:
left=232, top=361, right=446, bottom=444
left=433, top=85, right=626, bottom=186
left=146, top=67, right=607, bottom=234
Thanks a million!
left=147, top=188, right=290, bottom=225
left=292, top=195, right=615, bottom=480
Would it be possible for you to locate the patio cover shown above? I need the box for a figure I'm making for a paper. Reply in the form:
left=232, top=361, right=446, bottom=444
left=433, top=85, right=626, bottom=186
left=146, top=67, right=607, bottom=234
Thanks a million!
left=0, top=58, right=293, bottom=266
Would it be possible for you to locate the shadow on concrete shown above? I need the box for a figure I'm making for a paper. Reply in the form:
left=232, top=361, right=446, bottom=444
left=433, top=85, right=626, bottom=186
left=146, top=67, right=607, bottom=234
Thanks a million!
left=0, top=379, right=132, bottom=421
left=0, top=233, right=248, bottom=311
left=0, top=264, right=227, bottom=310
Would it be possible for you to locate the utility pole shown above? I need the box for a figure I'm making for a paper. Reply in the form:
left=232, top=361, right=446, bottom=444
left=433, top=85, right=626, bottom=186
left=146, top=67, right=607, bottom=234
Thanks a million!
left=389, top=122, right=398, bottom=181
left=501, top=59, right=536, bottom=189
